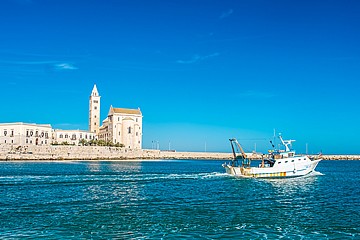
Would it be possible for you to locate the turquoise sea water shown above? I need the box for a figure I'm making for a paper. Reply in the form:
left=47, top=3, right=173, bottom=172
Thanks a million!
left=0, top=160, right=359, bottom=239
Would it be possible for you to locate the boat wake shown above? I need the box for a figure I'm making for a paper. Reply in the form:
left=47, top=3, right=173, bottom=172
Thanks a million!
left=309, top=170, right=324, bottom=176
left=107, top=172, right=230, bottom=182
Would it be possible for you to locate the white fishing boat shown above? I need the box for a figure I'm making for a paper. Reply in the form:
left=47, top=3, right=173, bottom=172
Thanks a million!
left=222, top=135, right=322, bottom=178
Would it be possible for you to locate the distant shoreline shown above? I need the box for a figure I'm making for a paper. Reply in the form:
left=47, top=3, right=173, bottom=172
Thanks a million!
left=0, top=145, right=359, bottom=161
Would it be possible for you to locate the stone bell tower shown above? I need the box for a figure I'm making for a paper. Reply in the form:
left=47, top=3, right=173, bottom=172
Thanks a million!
left=89, top=84, right=101, bottom=134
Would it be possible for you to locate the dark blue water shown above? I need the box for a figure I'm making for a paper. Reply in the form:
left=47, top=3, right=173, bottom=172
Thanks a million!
left=0, top=160, right=359, bottom=239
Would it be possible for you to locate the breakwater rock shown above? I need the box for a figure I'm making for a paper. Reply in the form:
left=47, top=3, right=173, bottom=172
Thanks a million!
left=0, top=145, right=233, bottom=161
left=0, top=145, right=359, bottom=161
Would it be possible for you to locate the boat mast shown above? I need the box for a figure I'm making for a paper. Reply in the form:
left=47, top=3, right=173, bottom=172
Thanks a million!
left=278, top=135, right=295, bottom=152
left=229, top=138, right=249, bottom=167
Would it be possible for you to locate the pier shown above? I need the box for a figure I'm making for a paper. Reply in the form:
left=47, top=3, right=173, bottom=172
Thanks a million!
left=0, top=145, right=359, bottom=161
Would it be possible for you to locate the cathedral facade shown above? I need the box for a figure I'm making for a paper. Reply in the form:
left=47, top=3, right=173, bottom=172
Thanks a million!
left=89, top=85, right=143, bottom=149
left=0, top=84, right=142, bottom=149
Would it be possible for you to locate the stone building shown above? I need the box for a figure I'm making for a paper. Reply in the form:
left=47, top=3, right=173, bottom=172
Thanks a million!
left=0, top=84, right=143, bottom=149
left=0, top=122, right=52, bottom=146
left=98, top=106, right=143, bottom=149
left=52, top=129, right=96, bottom=145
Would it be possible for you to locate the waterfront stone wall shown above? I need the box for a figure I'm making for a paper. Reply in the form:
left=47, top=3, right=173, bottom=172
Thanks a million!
left=0, top=145, right=359, bottom=160
left=0, top=145, right=233, bottom=160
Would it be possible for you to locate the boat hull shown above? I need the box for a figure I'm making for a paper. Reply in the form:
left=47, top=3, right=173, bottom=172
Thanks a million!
left=223, top=158, right=321, bottom=178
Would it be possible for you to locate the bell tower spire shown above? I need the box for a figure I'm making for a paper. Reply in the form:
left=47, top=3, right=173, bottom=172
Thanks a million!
left=89, top=84, right=101, bottom=134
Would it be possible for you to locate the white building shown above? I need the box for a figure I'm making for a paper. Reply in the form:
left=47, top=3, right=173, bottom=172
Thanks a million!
left=52, top=129, right=96, bottom=145
left=0, top=122, right=52, bottom=146
left=98, top=106, right=143, bottom=149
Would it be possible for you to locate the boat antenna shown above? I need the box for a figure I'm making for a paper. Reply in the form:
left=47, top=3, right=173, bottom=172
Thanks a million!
left=273, top=129, right=276, bottom=149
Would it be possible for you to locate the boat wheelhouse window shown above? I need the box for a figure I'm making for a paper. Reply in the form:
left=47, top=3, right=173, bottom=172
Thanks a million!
left=285, top=161, right=288, bottom=163
left=278, top=162, right=281, bottom=164
left=291, top=160, right=294, bottom=162
left=304, top=158, right=306, bottom=160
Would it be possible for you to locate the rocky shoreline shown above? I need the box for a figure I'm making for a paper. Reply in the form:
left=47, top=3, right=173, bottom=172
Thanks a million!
left=0, top=145, right=359, bottom=161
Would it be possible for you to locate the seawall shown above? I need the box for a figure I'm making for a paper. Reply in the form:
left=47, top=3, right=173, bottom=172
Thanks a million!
left=0, top=145, right=233, bottom=161
left=0, top=145, right=359, bottom=161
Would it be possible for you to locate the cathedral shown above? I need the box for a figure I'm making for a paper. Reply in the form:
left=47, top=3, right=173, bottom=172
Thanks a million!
left=89, top=85, right=143, bottom=149
left=0, top=84, right=142, bottom=149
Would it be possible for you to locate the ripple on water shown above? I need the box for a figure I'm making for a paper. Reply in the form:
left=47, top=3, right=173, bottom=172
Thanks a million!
left=0, top=160, right=359, bottom=239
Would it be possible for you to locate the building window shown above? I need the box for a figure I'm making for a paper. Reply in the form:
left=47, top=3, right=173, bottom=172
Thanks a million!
left=65, top=134, right=68, bottom=138
left=45, top=140, right=47, bottom=144
left=30, top=131, right=33, bottom=137
left=119, top=131, right=121, bottom=136
left=94, top=100, right=98, bottom=103
left=35, top=131, right=39, bottom=137
left=72, top=134, right=76, bottom=140
left=94, top=122, right=96, bottom=125
left=128, top=127, right=131, bottom=134
left=59, top=134, right=63, bottom=138
left=26, top=130, right=29, bottom=137
left=4, top=140, right=6, bottom=143
left=10, top=130, right=14, bottom=137
left=136, top=132, right=138, bottom=136
left=4, top=130, right=7, bottom=136
left=26, top=139, right=28, bottom=144
left=136, top=118, right=138, bottom=122
left=11, top=140, right=14, bottom=143
left=94, top=106, right=97, bottom=110
left=45, top=133, right=49, bottom=139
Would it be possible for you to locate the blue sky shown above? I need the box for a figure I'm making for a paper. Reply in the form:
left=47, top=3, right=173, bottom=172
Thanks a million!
left=1, top=0, right=360, bottom=154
